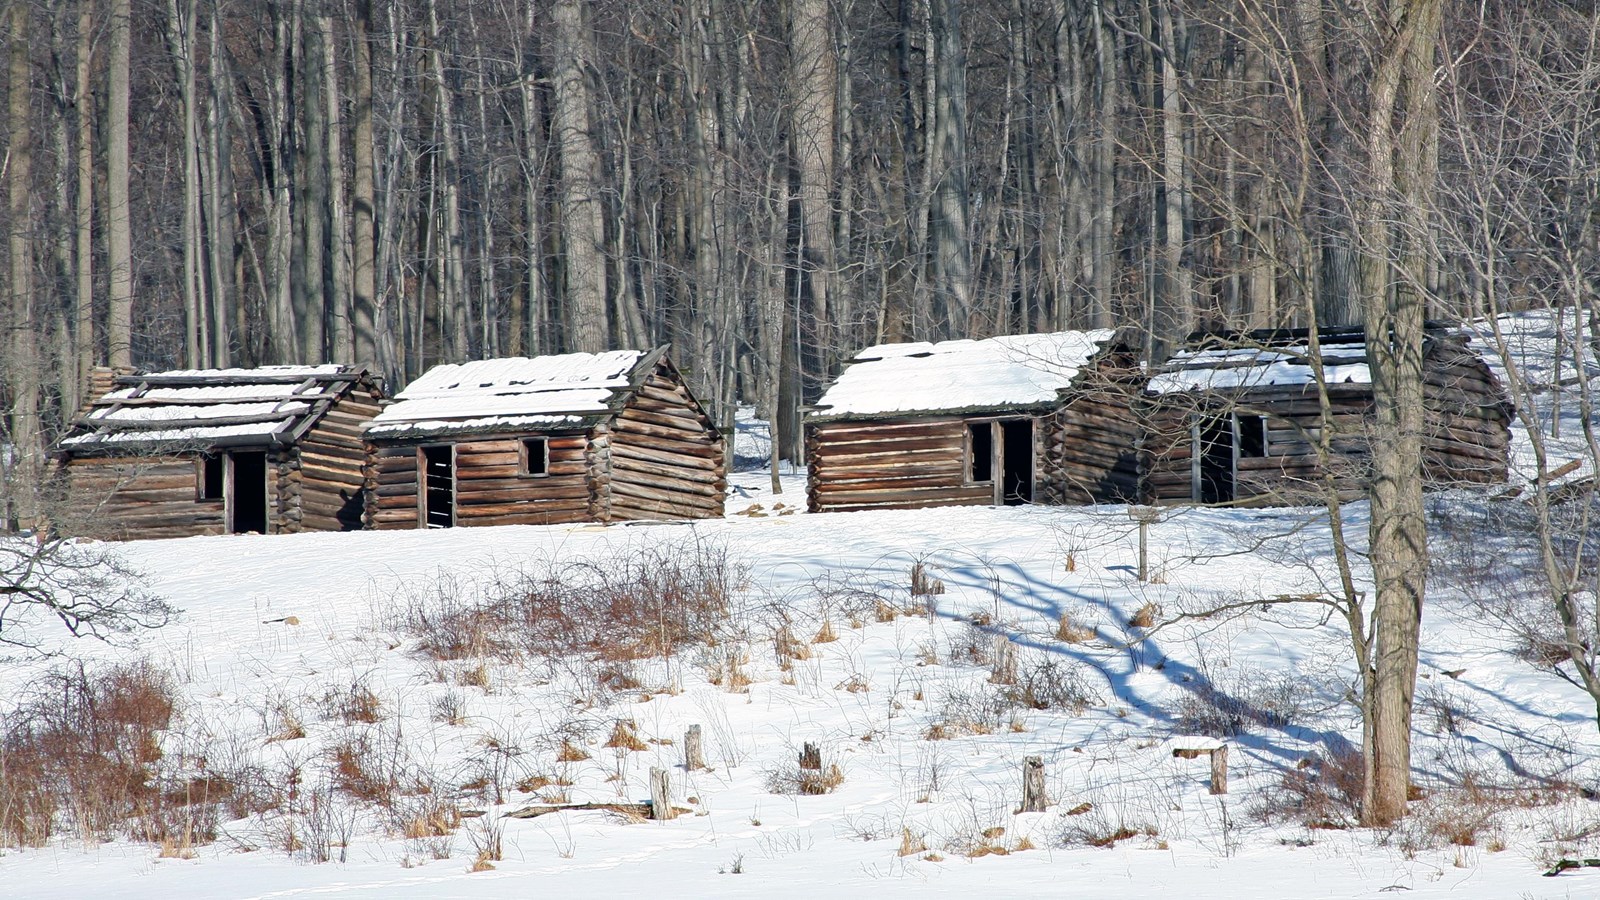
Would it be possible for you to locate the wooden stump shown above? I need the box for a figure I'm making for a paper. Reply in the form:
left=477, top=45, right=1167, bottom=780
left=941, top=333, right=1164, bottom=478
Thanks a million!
left=649, top=767, right=675, bottom=820
left=684, top=724, right=706, bottom=771
left=1210, top=745, right=1229, bottom=795
left=799, top=742, right=821, bottom=771
left=1019, top=755, right=1050, bottom=813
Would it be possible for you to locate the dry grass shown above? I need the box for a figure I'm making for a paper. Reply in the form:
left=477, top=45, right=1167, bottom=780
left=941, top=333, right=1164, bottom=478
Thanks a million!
left=1055, top=613, right=1096, bottom=644
left=1128, top=602, right=1159, bottom=629
left=813, top=619, right=839, bottom=644
left=766, top=762, right=845, bottom=796
left=0, top=661, right=180, bottom=847
left=603, top=721, right=648, bottom=752
left=555, top=740, right=590, bottom=763
left=325, top=680, right=384, bottom=724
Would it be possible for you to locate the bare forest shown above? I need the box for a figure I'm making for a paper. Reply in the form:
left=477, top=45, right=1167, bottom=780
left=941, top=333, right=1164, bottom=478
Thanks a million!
left=1, top=0, right=1595, bottom=476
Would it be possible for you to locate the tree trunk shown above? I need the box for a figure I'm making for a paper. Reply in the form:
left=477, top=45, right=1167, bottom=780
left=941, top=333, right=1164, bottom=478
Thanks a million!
left=929, top=0, right=973, bottom=337
left=6, top=2, right=39, bottom=527
left=351, top=0, right=377, bottom=369
left=74, top=0, right=95, bottom=394
left=551, top=0, right=608, bottom=352
left=789, top=0, right=834, bottom=400
left=1359, top=0, right=1440, bottom=827
left=105, top=0, right=132, bottom=368
left=322, top=13, right=352, bottom=365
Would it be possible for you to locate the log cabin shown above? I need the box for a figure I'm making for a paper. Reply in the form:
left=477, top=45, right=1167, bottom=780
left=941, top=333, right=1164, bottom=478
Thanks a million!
left=363, top=347, right=725, bottom=528
left=1142, top=326, right=1512, bottom=505
left=805, top=330, right=1144, bottom=512
left=54, top=365, right=384, bottom=539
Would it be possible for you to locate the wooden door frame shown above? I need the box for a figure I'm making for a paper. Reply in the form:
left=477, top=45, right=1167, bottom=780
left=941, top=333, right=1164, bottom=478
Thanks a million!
left=418, top=443, right=457, bottom=528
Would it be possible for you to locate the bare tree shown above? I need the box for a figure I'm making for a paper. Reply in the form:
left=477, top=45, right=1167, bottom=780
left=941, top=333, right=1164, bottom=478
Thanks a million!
left=0, top=535, right=172, bottom=653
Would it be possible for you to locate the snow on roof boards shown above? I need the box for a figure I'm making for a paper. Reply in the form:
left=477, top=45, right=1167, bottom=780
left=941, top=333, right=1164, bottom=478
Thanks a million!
left=1145, top=326, right=1496, bottom=396
left=1146, top=344, right=1374, bottom=395
left=61, top=365, right=363, bottom=451
left=809, top=330, right=1118, bottom=420
left=366, top=349, right=657, bottom=439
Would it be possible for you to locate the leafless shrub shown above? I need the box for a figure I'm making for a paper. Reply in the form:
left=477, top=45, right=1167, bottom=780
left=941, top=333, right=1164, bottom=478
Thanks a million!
left=1171, top=666, right=1311, bottom=737
left=324, top=679, right=384, bottom=724
left=1252, top=750, right=1364, bottom=830
left=393, top=540, right=743, bottom=665
left=431, top=692, right=468, bottom=726
left=765, top=762, right=845, bottom=795
left=1002, top=658, right=1100, bottom=712
left=0, top=661, right=179, bottom=845
left=924, top=685, right=1012, bottom=740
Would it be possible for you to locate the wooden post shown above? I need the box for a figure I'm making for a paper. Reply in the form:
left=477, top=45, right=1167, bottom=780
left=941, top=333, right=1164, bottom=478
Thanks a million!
left=799, top=742, right=821, bottom=771
left=649, top=767, right=675, bottom=820
left=1019, top=755, right=1049, bottom=812
left=991, top=634, right=1016, bottom=684
left=1129, top=506, right=1160, bottom=582
left=1210, top=744, right=1228, bottom=795
left=684, top=724, right=706, bottom=771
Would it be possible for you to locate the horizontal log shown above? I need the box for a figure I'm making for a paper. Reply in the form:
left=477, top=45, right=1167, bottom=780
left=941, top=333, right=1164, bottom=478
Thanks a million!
left=608, top=441, right=723, bottom=472
left=627, top=395, right=704, bottom=420
left=811, top=437, right=965, bottom=460
left=609, top=477, right=723, bottom=503
left=604, top=425, right=720, bottom=454
left=457, top=499, right=592, bottom=519
left=810, top=483, right=992, bottom=505
left=616, top=406, right=711, bottom=435
left=610, top=455, right=727, bottom=486
left=810, top=493, right=996, bottom=513
left=464, top=510, right=594, bottom=528
left=804, top=460, right=962, bottom=480
left=456, top=485, right=592, bottom=504
left=811, top=473, right=966, bottom=492
left=810, top=418, right=964, bottom=442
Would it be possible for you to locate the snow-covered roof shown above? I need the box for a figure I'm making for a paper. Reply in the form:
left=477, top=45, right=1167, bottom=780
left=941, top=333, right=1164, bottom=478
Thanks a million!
left=60, top=365, right=367, bottom=452
left=366, top=349, right=658, bottom=439
left=1147, top=344, right=1373, bottom=395
left=809, top=330, right=1119, bottom=420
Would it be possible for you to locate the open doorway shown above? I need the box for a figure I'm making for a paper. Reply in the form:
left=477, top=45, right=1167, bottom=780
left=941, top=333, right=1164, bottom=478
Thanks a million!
left=1194, top=416, right=1235, bottom=503
left=1000, top=419, right=1034, bottom=505
left=965, top=419, right=1035, bottom=506
left=228, top=451, right=268, bottom=533
left=421, top=445, right=455, bottom=528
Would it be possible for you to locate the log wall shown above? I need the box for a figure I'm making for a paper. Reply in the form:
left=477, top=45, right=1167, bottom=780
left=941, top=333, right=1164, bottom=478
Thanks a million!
left=291, top=391, right=382, bottom=532
left=1039, top=360, right=1143, bottom=505
left=1143, top=338, right=1510, bottom=505
left=806, top=417, right=992, bottom=512
left=61, top=451, right=291, bottom=540
left=366, top=431, right=594, bottom=529
left=606, top=364, right=727, bottom=521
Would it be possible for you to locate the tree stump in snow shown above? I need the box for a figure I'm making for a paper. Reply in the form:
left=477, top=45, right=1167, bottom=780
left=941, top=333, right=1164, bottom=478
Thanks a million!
left=1210, top=745, right=1229, bottom=795
left=649, top=767, right=675, bottom=820
left=799, top=742, right=822, bottom=771
left=1018, top=755, right=1050, bottom=812
left=684, top=724, right=706, bottom=771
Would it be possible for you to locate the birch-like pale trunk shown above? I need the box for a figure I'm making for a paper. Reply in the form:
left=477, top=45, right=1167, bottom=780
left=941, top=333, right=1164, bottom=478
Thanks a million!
left=106, top=0, right=133, bottom=369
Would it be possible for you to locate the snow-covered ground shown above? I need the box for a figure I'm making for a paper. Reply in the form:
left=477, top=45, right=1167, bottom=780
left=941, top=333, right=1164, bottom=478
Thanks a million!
left=6, top=325, right=1600, bottom=898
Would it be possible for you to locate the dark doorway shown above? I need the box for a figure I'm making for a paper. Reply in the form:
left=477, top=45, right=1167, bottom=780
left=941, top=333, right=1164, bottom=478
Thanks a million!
left=422, top=445, right=455, bottom=528
left=1196, top=417, right=1235, bottom=503
left=1000, top=419, right=1034, bottom=505
left=967, top=422, right=993, bottom=483
left=228, top=451, right=268, bottom=534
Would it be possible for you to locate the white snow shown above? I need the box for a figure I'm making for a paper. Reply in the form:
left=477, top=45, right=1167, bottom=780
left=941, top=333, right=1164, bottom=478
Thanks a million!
left=6, top=317, right=1599, bottom=899
left=369, top=352, right=644, bottom=434
left=811, top=330, right=1116, bottom=418
left=1147, top=346, right=1373, bottom=394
